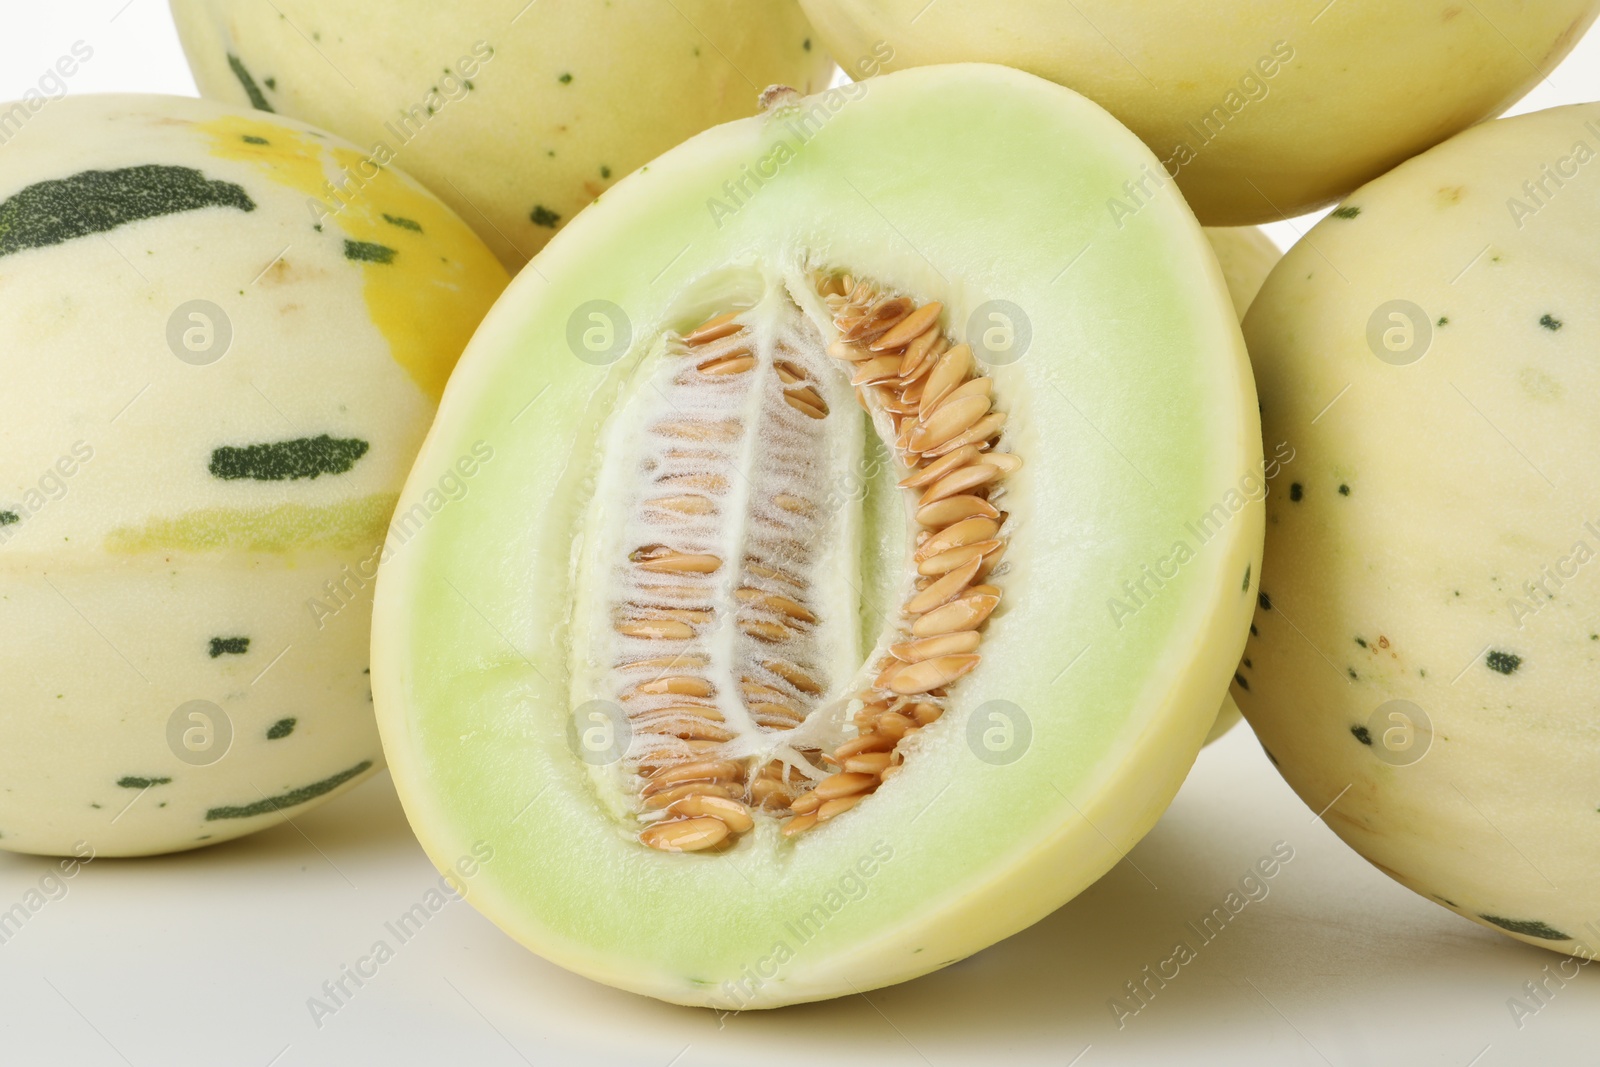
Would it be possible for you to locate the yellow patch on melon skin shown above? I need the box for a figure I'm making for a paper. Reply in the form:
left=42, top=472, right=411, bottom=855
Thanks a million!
left=106, top=492, right=397, bottom=554
left=195, top=115, right=508, bottom=401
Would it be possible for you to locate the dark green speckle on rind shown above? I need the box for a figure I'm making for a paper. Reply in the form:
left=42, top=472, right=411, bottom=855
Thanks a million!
left=1331, top=205, right=1361, bottom=219
left=204, top=759, right=373, bottom=820
left=1539, top=313, right=1563, bottom=331
left=242, top=135, right=269, bottom=145
left=1289, top=482, right=1302, bottom=502
left=266, top=717, right=297, bottom=740
left=1479, top=915, right=1570, bottom=940
left=344, top=239, right=397, bottom=264
left=117, top=775, right=172, bottom=788
left=530, top=205, right=560, bottom=228
left=1351, top=725, right=1372, bottom=745
left=227, top=53, right=275, bottom=112
left=209, top=636, right=250, bottom=658
left=0, top=166, right=256, bottom=258
left=1485, top=650, right=1522, bottom=675
left=382, top=213, right=422, bottom=233
left=209, top=435, right=369, bottom=481
left=0, top=511, right=17, bottom=526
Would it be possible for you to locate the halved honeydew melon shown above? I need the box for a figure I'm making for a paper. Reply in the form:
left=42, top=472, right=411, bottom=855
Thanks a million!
left=373, top=64, right=1262, bottom=1007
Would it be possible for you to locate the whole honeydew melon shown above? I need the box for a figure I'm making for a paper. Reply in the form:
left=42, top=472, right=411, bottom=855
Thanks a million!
left=372, top=64, right=1262, bottom=1007
left=169, top=0, right=835, bottom=268
left=797, top=0, right=1600, bottom=225
left=0, top=94, right=507, bottom=857
left=1239, top=103, right=1600, bottom=956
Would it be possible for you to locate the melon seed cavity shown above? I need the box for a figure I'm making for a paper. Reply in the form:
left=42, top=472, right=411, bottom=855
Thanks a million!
left=577, top=275, right=1018, bottom=852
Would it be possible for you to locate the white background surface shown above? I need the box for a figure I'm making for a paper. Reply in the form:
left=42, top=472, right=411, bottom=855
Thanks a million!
left=3, top=4, right=1599, bottom=1065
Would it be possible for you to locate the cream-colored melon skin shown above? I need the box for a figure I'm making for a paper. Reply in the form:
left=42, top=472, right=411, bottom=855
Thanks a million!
left=0, top=94, right=507, bottom=857
left=1238, top=104, right=1600, bottom=956
left=169, top=0, right=836, bottom=268
left=798, top=0, right=1599, bottom=225
left=1204, top=225, right=1281, bottom=744
left=1206, top=226, right=1281, bottom=320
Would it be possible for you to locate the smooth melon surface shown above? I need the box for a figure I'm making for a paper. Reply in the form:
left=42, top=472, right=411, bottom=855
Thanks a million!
left=373, top=64, right=1261, bottom=1007
left=1239, top=103, right=1600, bottom=957
left=1206, top=226, right=1281, bottom=322
left=170, top=0, right=835, bottom=268
left=0, top=94, right=507, bottom=856
left=798, top=0, right=1599, bottom=224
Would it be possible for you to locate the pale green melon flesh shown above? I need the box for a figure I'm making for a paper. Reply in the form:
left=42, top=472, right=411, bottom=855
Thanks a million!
left=373, top=64, right=1261, bottom=1006
left=0, top=94, right=506, bottom=856
left=1240, top=103, right=1600, bottom=957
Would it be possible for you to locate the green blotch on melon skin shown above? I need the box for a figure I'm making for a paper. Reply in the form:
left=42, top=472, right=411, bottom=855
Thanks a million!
left=209, top=636, right=250, bottom=657
left=1331, top=205, right=1361, bottom=219
left=204, top=759, right=372, bottom=820
left=1480, top=915, right=1571, bottom=941
left=1540, top=313, right=1563, bottom=331
left=209, top=435, right=370, bottom=481
left=117, top=776, right=172, bottom=788
left=1351, top=725, right=1373, bottom=745
left=1485, top=650, right=1522, bottom=675
left=242, top=135, right=269, bottom=145
left=382, top=213, right=422, bottom=233
left=0, top=165, right=256, bottom=259
left=105, top=491, right=396, bottom=554
left=343, top=239, right=397, bottom=264
left=227, top=53, right=275, bottom=112
left=0, top=511, right=17, bottom=526
left=266, top=717, right=296, bottom=740
left=529, top=205, right=561, bottom=228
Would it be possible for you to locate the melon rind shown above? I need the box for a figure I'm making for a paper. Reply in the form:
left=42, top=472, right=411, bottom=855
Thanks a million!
left=373, top=64, right=1261, bottom=1006
left=1202, top=224, right=1282, bottom=744
left=0, top=94, right=506, bottom=856
left=1239, top=103, right=1600, bottom=958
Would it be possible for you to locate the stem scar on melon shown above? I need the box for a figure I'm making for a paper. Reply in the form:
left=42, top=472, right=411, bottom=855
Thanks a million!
left=607, top=281, right=1018, bottom=852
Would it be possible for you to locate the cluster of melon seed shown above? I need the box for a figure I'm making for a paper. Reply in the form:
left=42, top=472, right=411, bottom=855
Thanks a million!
left=778, top=275, right=1017, bottom=836
left=629, top=309, right=834, bottom=853
left=627, top=280, right=1015, bottom=852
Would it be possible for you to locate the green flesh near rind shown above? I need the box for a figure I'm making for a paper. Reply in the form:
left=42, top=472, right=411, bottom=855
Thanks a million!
left=373, top=65, right=1261, bottom=1006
